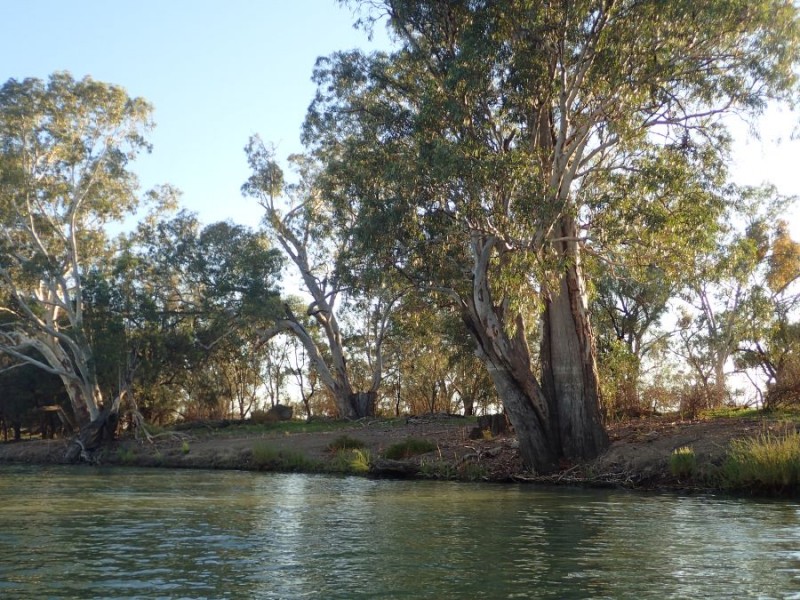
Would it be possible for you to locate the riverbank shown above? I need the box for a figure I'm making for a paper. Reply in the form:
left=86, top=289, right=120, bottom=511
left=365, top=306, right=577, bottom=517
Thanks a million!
left=1, top=412, right=797, bottom=495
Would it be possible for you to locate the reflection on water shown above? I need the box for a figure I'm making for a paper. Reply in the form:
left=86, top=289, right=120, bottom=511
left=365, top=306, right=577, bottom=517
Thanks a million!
left=0, top=466, right=798, bottom=599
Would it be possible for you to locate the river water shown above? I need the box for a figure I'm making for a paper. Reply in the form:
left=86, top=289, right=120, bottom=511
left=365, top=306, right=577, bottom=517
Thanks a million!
left=0, top=466, right=798, bottom=599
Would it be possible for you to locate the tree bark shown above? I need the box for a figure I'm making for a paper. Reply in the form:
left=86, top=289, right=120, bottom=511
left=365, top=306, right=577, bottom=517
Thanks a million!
left=64, top=404, right=120, bottom=462
left=463, top=236, right=560, bottom=473
left=540, top=253, right=609, bottom=461
left=348, top=391, right=377, bottom=419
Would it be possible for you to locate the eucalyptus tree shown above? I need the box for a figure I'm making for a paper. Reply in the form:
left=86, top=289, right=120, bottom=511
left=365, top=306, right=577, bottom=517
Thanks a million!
left=115, top=212, right=283, bottom=422
left=731, top=219, right=800, bottom=407
left=305, top=1, right=800, bottom=472
left=388, top=295, right=495, bottom=415
left=589, top=146, right=728, bottom=416
left=0, top=73, right=166, bottom=434
left=676, top=188, right=792, bottom=408
left=242, top=137, right=403, bottom=419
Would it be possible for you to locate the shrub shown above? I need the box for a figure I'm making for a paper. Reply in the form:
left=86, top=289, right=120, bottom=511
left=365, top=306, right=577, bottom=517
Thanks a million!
left=722, top=428, right=800, bottom=493
left=181, top=440, right=190, bottom=454
left=383, top=438, right=437, bottom=460
left=419, top=460, right=456, bottom=479
left=670, top=446, right=697, bottom=479
left=251, top=442, right=280, bottom=467
left=327, top=435, right=367, bottom=452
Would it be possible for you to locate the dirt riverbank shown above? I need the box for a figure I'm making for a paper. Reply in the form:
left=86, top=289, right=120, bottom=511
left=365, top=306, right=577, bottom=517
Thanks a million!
left=0, top=413, right=794, bottom=494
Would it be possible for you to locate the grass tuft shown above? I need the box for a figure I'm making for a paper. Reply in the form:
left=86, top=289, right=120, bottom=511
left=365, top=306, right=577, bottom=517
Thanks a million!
left=669, top=446, right=697, bottom=479
left=721, top=427, right=800, bottom=493
left=348, top=448, right=371, bottom=473
left=327, top=435, right=367, bottom=452
left=251, top=442, right=319, bottom=472
left=116, top=447, right=137, bottom=464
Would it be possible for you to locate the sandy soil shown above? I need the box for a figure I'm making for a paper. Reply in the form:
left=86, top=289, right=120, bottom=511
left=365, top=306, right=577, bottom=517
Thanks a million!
left=0, top=414, right=792, bottom=492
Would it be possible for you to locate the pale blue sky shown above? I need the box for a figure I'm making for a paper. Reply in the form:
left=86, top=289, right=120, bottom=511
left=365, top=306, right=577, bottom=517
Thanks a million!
left=1, top=1, right=798, bottom=237
left=1, top=0, right=390, bottom=227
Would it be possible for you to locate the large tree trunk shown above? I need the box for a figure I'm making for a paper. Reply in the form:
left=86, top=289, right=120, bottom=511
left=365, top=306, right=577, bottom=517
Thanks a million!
left=64, top=404, right=120, bottom=462
left=464, top=236, right=561, bottom=473
left=464, top=233, right=608, bottom=473
left=484, top=361, right=560, bottom=473
left=347, top=391, right=377, bottom=419
left=540, top=246, right=609, bottom=461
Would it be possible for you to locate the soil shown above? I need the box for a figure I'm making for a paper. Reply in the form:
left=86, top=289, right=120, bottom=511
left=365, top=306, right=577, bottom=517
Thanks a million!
left=0, top=413, right=794, bottom=494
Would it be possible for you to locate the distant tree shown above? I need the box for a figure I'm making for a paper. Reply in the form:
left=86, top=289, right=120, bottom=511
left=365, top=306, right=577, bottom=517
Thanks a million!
left=588, top=150, right=727, bottom=417
left=114, top=212, right=283, bottom=422
left=0, top=72, right=168, bottom=442
left=675, top=188, right=791, bottom=411
left=737, top=220, right=800, bottom=408
left=242, top=138, right=403, bottom=419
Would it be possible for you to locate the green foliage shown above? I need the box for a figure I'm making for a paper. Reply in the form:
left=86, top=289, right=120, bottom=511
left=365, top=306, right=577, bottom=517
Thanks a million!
left=670, top=446, right=697, bottom=479
left=597, top=338, right=647, bottom=420
left=329, top=448, right=372, bottom=474
left=304, top=0, right=800, bottom=470
left=181, top=441, right=190, bottom=455
left=109, top=212, right=284, bottom=420
left=418, top=459, right=488, bottom=481
left=0, top=72, right=163, bottom=423
left=327, top=435, right=367, bottom=452
left=250, top=443, right=280, bottom=468
left=722, top=428, right=800, bottom=493
left=418, top=461, right=457, bottom=480
left=383, top=438, right=437, bottom=460
left=327, top=447, right=372, bottom=474
left=700, top=407, right=762, bottom=420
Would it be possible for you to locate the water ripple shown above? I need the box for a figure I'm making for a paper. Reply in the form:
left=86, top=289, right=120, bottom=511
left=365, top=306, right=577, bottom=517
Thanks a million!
left=0, top=467, right=798, bottom=599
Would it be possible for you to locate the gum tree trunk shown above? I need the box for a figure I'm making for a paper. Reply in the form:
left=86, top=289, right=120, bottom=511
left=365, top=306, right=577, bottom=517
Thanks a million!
left=464, top=232, right=608, bottom=474
left=464, top=235, right=560, bottom=473
left=540, top=220, right=609, bottom=461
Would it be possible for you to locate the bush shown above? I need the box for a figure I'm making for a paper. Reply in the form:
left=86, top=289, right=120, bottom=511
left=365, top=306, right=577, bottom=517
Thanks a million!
left=670, top=446, right=697, bottom=479
left=383, top=438, right=437, bottom=460
left=328, top=448, right=372, bottom=474
left=722, top=428, right=800, bottom=493
left=116, top=447, right=137, bottom=464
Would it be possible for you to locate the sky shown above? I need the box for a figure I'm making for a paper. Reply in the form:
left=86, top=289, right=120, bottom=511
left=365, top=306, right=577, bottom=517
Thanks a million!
left=1, top=0, right=391, bottom=228
left=1, top=1, right=798, bottom=238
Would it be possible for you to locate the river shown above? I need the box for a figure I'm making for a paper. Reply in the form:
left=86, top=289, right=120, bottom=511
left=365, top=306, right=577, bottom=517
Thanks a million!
left=0, top=466, right=798, bottom=599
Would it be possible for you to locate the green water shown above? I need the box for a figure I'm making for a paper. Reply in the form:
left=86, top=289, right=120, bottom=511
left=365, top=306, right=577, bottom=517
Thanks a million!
left=0, top=466, right=798, bottom=599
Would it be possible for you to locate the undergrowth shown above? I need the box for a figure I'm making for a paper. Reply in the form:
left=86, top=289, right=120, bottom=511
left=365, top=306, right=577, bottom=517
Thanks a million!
left=669, top=446, right=696, bottom=479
